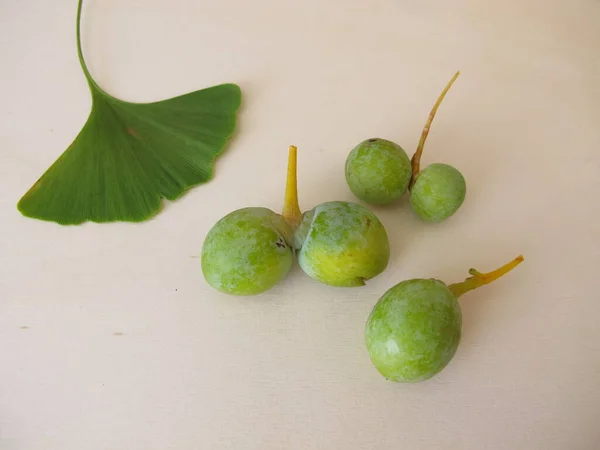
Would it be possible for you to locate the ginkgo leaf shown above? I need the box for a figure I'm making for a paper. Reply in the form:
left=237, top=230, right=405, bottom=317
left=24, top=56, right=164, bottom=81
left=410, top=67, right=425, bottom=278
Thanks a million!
left=17, top=0, right=242, bottom=225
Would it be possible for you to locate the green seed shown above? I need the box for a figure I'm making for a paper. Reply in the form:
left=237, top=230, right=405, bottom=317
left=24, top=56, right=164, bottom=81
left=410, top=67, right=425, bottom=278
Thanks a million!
left=295, top=201, right=390, bottom=287
left=201, top=207, right=293, bottom=295
left=365, top=279, right=462, bottom=382
left=409, top=163, right=466, bottom=222
left=345, top=138, right=412, bottom=205
left=365, top=255, right=524, bottom=382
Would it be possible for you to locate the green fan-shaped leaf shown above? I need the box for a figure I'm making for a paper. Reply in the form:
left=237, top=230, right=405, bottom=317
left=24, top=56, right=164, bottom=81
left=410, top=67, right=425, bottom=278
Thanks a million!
left=17, top=0, right=242, bottom=225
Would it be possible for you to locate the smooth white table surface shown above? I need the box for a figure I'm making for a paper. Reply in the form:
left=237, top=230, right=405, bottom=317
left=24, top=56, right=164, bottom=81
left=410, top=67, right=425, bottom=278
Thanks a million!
left=2, top=1, right=599, bottom=449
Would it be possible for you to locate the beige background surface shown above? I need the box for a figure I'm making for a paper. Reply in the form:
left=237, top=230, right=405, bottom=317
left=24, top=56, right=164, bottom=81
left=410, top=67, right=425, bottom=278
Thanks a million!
left=1, top=0, right=600, bottom=449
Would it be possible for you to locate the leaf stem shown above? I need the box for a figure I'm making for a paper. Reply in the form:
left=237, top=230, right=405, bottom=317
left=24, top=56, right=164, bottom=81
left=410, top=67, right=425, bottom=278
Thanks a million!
left=76, top=0, right=105, bottom=95
left=282, top=145, right=302, bottom=228
left=410, top=71, right=460, bottom=189
left=448, top=255, right=524, bottom=298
